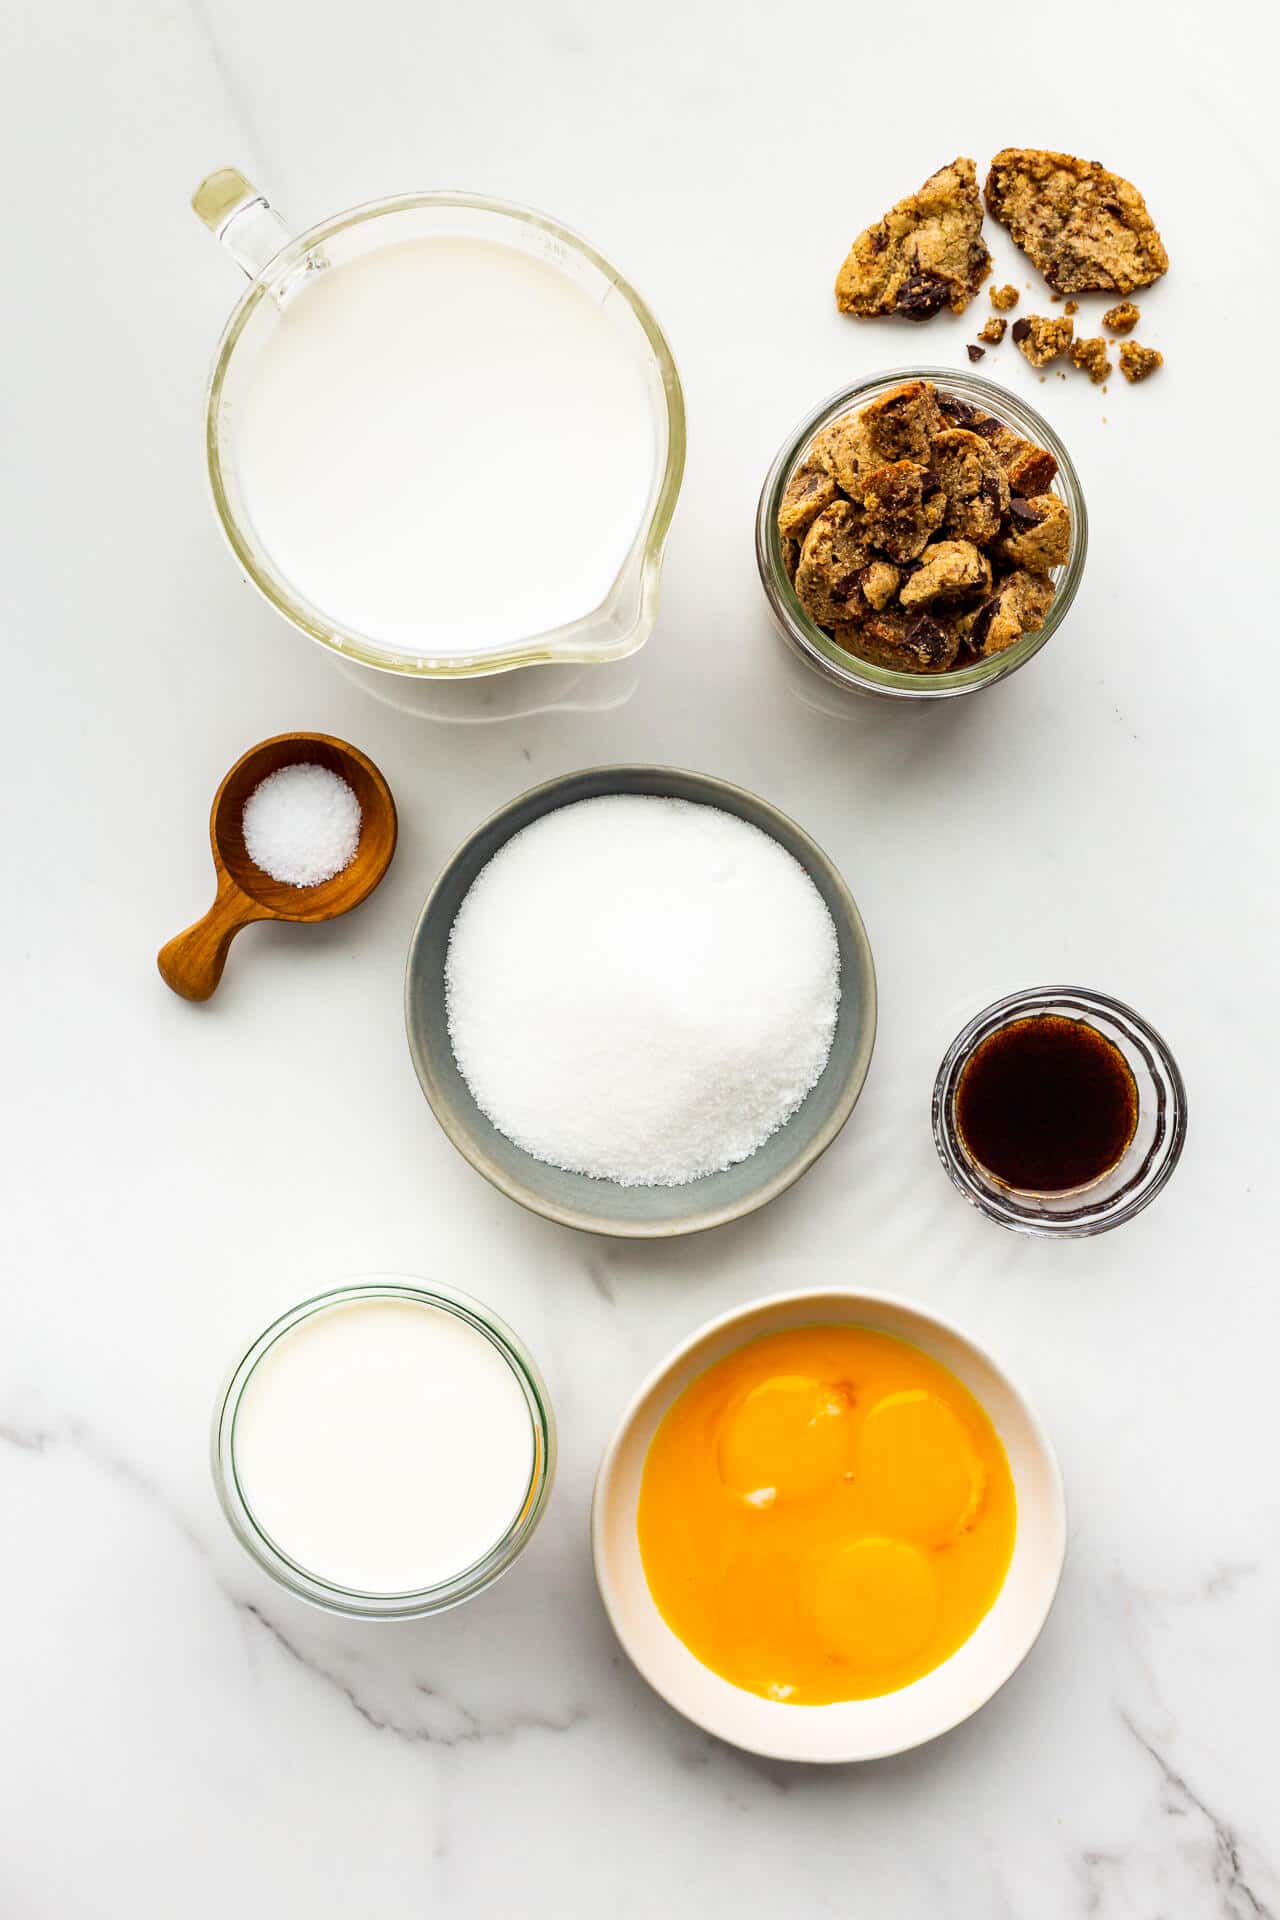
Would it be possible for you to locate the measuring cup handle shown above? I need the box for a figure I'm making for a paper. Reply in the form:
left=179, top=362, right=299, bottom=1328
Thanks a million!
left=157, top=874, right=269, bottom=1003
left=191, top=168, right=293, bottom=280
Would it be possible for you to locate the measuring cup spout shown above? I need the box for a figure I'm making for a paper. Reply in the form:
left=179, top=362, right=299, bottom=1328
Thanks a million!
left=192, top=168, right=292, bottom=280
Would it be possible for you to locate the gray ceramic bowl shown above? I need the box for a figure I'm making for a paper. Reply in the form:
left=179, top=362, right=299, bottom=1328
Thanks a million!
left=404, top=766, right=877, bottom=1238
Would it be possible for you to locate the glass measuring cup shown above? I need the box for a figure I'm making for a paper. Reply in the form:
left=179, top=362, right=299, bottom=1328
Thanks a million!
left=192, top=169, right=686, bottom=683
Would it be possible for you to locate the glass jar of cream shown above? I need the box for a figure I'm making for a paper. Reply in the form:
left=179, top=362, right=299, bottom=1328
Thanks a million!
left=212, top=1279, right=555, bottom=1617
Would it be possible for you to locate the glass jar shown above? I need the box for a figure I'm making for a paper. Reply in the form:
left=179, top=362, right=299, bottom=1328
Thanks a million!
left=212, top=1278, right=556, bottom=1618
left=932, top=987, right=1187, bottom=1237
left=756, top=368, right=1087, bottom=702
left=192, top=170, right=685, bottom=683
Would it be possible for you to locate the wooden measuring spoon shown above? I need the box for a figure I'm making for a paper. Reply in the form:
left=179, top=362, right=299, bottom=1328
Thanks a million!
left=158, top=732, right=397, bottom=1002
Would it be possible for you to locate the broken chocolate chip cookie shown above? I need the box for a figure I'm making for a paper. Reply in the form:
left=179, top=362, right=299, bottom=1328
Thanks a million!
left=985, top=149, right=1168, bottom=296
left=835, top=158, right=991, bottom=321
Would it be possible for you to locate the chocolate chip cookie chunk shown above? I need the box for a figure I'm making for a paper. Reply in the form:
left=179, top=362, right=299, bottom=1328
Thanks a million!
left=833, top=608, right=961, bottom=674
left=794, top=500, right=873, bottom=627
left=1012, top=313, right=1074, bottom=368
left=968, top=569, right=1056, bottom=656
left=985, top=149, right=1168, bottom=296
left=929, top=429, right=1010, bottom=544
left=938, top=394, right=1060, bottom=495
left=860, top=461, right=947, bottom=562
left=995, top=494, right=1072, bottom=574
left=899, top=540, right=992, bottom=609
left=835, top=158, right=992, bottom=321
left=778, top=459, right=840, bottom=540
left=857, top=380, right=945, bottom=461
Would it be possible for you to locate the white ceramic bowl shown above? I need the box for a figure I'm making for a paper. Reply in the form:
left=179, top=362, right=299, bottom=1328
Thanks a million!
left=592, top=1289, right=1066, bottom=1763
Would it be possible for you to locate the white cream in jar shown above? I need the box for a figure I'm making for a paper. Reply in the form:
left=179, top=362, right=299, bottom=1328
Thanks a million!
left=230, top=1294, right=538, bottom=1595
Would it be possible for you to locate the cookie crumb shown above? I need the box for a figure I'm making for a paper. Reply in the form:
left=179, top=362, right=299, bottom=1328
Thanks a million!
left=1064, top=300, right=1079, bottom=316
left=966, top=343, right=986, bottom=362
left=1119, top=340, right=1163, bottom=384
left=990, top=284, right=1020, bottom=311
left=1069, top=336, right=1112, bottom=384
left=1103, top=300, right=1140, bottom=333
left=978, top=316, right=1007, bottom=344
left=1012, top=313, right=1074, bottom=367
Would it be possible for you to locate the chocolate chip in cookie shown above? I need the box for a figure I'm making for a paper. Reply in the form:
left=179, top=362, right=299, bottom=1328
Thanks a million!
left=835, top=158, right=992, bottom=321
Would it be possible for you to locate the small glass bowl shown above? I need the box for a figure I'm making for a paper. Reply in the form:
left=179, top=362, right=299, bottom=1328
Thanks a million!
left=756, top=368, right=1087, bottom=702
left=932, top=987, right=1187, bottom=1238
left=212, top=1278, right=556, bottom=1618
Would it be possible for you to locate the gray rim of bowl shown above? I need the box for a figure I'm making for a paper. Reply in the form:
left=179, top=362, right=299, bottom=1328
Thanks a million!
left=755, top=366, right=1088, bottom=701
left=403, top=766, right=878, bottom=1238
left=590, top=1285, right=1068, bottom=1763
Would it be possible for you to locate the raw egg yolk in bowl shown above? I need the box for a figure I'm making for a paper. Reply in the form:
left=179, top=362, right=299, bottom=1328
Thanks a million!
left=636, top=1325, right=1016, bottom=1703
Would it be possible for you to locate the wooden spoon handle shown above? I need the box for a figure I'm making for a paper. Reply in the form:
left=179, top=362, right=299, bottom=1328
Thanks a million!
left=157, top=877, right=267, bottom=1002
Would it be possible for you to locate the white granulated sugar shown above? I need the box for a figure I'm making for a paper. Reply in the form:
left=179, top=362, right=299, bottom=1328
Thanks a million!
left=242, top=763, right=362, bottom=888
left=444, top=795, right=841, bottom=1186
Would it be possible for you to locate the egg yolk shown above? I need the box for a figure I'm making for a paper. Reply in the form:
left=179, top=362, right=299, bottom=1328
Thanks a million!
left=637, top=1325, right=1016, bottom=1704
left=812, top=1537, right=939, bottom=1668
left=858, top=1390, right=985, bottom=1545
left=717, top=1374, right=854, bottom=1505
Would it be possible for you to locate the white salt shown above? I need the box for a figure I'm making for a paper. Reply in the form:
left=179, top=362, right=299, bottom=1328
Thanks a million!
left=242, top=763, right=362, bottom=887
left=444, top=795, right=841, bottom=1187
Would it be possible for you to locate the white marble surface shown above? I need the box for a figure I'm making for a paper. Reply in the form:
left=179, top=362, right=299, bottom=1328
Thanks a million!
left=3, top=2, right=1277, bottom=1913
